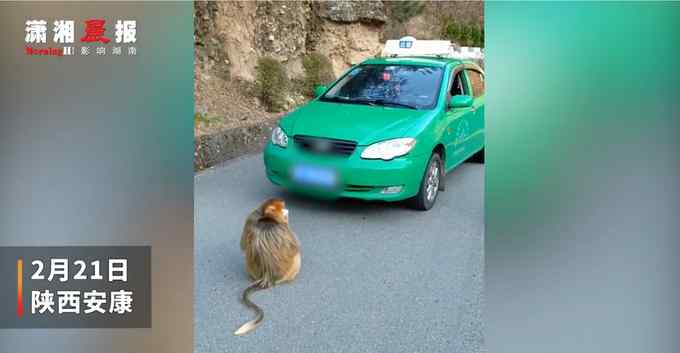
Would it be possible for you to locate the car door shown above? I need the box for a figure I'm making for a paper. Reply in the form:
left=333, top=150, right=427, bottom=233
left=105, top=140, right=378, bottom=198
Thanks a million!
left=442, top=66, right=476, bottom=171
left=465, top=68, right=485, bottom=154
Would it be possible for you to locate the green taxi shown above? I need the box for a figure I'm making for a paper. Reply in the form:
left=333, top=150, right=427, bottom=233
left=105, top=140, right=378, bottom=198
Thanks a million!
left=263, top=54, right=484, bottom=210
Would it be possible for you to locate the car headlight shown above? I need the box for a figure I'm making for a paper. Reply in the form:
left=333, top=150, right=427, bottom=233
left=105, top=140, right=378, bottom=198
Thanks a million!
left=360, top=138, right=416, bottom=160
left=271, top=126, right=288, bottom=148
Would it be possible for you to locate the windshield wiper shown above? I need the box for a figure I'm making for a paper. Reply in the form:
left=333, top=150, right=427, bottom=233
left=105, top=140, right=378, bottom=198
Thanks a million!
left=323, top=97, right=379, bottom=107
left=366, top=99, right=418, bottom=110
left=348, top=98, right=379, bottom=107
left=320, top=96, right=352, bottom=104
left=323, top=97, right=417, bottom=110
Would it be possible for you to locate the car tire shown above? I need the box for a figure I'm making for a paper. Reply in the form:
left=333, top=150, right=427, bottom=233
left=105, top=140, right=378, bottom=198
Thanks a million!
left=409, top=153, right=443, bottom=211
left=469, top=148, right=484, bottom=163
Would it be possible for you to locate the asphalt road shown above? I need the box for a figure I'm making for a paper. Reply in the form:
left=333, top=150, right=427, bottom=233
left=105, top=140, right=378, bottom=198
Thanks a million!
left=194, top=154, right=484, bottom=353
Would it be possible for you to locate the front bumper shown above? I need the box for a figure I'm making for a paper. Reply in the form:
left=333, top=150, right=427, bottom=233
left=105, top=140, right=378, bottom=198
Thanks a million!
left=263, top=141, right=428, bottom=202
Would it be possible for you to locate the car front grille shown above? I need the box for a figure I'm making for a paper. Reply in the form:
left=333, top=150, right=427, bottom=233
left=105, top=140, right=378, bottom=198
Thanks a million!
left=293, top=135, right=357, bottom=156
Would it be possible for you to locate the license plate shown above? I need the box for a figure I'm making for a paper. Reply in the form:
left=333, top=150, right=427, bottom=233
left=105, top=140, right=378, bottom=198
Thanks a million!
left=291, top=165, right=337, bottom=188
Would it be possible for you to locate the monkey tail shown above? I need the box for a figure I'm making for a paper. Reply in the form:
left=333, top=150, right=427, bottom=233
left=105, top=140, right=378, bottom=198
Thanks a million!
left=234, top=280, right=267, bottom=336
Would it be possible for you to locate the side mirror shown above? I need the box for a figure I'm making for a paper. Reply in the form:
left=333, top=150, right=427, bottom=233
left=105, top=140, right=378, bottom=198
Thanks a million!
left=449, top=95, right=473, bottom=108
left=314, top=85, right=328, bottom=98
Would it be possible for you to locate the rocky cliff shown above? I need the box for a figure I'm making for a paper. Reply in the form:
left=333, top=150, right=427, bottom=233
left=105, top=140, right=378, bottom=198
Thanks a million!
left=196, top=1, right=482, bottom=81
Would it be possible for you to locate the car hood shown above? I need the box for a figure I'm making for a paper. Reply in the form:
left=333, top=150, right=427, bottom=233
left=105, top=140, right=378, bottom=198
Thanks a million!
left=281, top=100, right=431, bottom=146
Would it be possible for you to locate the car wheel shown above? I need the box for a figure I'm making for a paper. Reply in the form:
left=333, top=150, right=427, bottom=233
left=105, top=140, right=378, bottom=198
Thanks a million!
left=409, top=153, right=442, bottom=211
left=469, top=148, right=484, bottom=163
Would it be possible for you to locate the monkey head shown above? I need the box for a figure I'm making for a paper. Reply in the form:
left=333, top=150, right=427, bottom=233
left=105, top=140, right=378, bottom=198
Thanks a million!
left=259, top=198, right=289, bottom=224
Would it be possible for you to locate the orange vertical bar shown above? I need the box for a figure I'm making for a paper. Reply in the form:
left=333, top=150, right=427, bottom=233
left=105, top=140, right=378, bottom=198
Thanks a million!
left=17, top=259, right=23, bottom=317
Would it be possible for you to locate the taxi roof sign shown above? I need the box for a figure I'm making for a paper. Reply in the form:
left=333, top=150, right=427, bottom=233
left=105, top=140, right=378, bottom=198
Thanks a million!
left=381, top=36, right=484, bottom=61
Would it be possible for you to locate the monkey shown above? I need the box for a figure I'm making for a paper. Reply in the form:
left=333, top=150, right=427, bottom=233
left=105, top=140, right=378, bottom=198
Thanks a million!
left=234, top=198, right=301, bottom=336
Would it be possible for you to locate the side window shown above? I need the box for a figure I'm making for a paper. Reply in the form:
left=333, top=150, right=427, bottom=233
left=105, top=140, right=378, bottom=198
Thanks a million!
left=449, top=70, right=467, bottom=97
left=466, top=70, right=485, bottom=98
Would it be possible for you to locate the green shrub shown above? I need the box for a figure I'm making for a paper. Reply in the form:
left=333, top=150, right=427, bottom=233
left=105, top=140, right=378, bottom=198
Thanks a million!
left=302, top=53, right=335, bottom=97
left=255, top=57, right=289, bottom=112
left=442, top=19, right=484, bottom=48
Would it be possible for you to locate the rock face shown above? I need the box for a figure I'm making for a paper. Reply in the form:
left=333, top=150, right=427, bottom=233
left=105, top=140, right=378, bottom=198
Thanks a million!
left=195, top=1, right=483, bottom=81
left=255, top=1, right=311, bottom=62
left=315, top=0, right=387, bottom=24
left=316, top=21, right=383, bottom=76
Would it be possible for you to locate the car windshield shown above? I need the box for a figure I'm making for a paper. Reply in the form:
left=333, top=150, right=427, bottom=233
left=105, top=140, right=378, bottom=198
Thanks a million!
left=320, top=64, right=443, bottom=110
